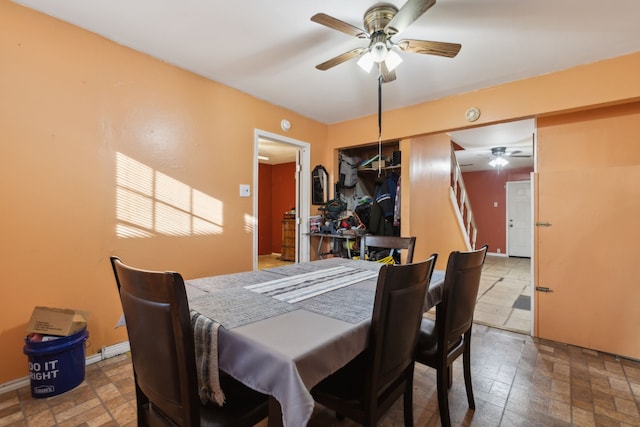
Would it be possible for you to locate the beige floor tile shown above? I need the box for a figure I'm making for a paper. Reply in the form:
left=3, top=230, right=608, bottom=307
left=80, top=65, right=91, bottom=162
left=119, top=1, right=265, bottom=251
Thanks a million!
left=475, top=301, right=513, bottom=317
left=504, top=315, right=531, bottom=333
left=474, top=310, right=510, bottom=327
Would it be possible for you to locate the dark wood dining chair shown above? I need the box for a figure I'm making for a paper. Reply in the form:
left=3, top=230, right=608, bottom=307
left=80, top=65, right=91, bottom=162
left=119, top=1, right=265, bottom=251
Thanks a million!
left=110, top=257, right=268, bottom=427
left=359, top=235, right=417, bottom=264
left=414, top=245, right=488, bottom=427
left=311, top=254, right=438, bottom=427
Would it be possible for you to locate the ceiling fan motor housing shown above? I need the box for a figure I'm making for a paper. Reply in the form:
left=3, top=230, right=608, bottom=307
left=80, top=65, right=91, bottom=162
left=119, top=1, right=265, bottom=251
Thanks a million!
left=491, top=146, right=507, bottom=157
left=363, top=3, right=398, bottom=34
left=364, top=4, right=398, bottom=63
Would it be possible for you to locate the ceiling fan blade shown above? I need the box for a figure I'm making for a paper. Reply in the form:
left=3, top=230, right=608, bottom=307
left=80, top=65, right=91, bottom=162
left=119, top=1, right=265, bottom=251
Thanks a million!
left=385, top=0, right=436, bottom=35
left=311, top=13, right=369, bottom=39
left=396, top=39, right=461, bottom=58
left=380, top=62, right=397, bottom=83
left=315, top=47, right=367, bottom=71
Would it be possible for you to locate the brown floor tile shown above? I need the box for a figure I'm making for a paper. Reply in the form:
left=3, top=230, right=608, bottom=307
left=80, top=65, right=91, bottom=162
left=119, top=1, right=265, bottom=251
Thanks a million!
left=2, top=323, right=640, bottom=426
left=26, top=408, right=56, bottom=426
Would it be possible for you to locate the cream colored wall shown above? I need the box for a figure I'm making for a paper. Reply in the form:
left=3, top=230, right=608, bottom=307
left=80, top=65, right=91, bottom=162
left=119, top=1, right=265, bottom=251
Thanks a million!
left=0, top=2, right=327, bottom=383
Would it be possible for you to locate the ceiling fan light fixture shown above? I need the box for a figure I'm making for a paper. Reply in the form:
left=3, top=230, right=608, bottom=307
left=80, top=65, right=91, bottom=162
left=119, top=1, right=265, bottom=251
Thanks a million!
left=489, top=157, right=509, bottom=168
left=384, top=49, right=403, bottom=71
left=357, top=52, right=375, bottom=73
left=370, top=41, right=388, bottom=62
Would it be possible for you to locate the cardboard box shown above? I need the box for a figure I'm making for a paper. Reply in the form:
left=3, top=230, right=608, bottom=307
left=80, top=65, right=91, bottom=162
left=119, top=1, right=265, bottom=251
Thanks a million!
left=26, top=306, right=89, bottom=336
left=371, top=160, right=387, bottom=169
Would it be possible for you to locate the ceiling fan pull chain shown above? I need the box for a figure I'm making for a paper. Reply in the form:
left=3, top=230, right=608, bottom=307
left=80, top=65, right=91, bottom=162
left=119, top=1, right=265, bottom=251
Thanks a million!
left=378, top=74, right=382, bottom=177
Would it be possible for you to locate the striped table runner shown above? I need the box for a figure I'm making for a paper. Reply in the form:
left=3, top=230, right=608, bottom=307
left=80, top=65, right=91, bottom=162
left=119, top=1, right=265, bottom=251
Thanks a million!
left=244, top=266, right=378, bottom=303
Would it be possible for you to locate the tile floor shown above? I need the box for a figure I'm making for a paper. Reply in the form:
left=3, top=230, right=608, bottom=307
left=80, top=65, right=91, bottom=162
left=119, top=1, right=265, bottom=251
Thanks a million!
left=2, top=325, right=639, bottom=426
left=258, top=253, right=293, bottom=270
left=2, top=254, right=589, bottom=426
left=474, top=255, right=532, bottom=335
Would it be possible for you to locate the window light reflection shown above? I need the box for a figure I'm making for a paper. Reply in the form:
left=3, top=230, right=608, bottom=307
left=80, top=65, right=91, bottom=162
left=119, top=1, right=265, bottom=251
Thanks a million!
left=244, top=213, right=255, bottom=234
left=116, top=152, right=223, bottom=238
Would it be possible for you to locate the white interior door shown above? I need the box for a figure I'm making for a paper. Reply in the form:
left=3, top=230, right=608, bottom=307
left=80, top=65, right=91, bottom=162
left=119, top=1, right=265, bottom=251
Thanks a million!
left=294, top=149, right=301, bottom=263
left=506, top=180, right=532, bottom=257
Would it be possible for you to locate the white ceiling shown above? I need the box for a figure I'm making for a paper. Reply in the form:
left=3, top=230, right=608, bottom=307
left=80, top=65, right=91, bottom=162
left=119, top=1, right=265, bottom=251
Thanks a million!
left=14, top=0, right=640, bottom=169
left=258, top=138, right=299, bottom=165
left=450, top=119, right=535, bottom=172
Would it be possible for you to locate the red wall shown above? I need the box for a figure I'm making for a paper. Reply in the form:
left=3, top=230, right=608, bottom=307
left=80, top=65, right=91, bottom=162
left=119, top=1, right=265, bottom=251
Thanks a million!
left=462, top=167, right=532, bottom=254
left=271, top=163, right=296, bottom=253
left=258, top=162, right=296, bottom=255
left=258, top=164, right=273, bottom=255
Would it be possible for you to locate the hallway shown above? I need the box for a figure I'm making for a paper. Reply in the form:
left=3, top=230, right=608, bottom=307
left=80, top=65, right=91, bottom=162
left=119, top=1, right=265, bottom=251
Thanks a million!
left=475, top=255, right=532, bottom=334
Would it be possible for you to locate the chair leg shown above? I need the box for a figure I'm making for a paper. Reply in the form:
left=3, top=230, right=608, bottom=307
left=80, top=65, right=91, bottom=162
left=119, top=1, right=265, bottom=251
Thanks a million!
left=436, top=367, right=451, bottom=427
left=403, top=369, right=415, bottom=427
left=463, top=331, right=475, bottom=410
left=134, top=382, right=150, bottom=427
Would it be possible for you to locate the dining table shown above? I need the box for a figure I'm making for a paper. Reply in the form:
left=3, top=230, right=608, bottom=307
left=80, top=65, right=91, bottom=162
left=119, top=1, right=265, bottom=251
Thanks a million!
left=185, top=257, right=445, bottom=427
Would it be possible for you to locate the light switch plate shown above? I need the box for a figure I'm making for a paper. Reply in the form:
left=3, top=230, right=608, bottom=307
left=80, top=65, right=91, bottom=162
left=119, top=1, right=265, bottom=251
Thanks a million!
left=239, top=184, right=251, bottom=197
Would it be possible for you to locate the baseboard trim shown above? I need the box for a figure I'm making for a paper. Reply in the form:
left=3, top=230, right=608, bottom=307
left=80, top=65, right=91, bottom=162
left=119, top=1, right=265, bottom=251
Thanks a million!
left=0, top=377, right=30, bottom=395
left=101, top=341, right=130, bottom=359
left=0, top=340, right=130, bottom=395
left=487, top=252, right=508, bottom=257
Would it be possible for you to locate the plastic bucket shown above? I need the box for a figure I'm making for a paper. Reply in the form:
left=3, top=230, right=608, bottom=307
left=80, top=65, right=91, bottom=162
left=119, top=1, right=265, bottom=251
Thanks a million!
left=23, top=326, right=89, bottom=398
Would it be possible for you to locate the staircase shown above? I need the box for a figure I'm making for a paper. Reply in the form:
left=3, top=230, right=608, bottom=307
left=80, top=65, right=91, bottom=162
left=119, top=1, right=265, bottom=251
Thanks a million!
left=450, top=147, right=478, bottom=250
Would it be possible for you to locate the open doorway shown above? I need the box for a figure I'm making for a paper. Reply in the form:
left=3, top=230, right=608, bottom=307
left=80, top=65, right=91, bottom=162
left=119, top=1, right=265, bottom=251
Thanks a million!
left=449, top=119, right=535, bottom=335
left=253, top=129, right=310, bottom=270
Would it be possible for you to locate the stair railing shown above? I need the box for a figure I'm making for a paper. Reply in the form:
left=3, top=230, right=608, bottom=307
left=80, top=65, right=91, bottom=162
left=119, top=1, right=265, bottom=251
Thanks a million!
left=450, top=147, right=478, bottom=250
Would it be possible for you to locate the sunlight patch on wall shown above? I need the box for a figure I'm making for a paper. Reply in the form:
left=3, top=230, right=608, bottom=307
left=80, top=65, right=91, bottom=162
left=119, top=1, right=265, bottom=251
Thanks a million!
left=244, top=213, right=255, bottom=234
left=116, top=152, right=223, bottom=238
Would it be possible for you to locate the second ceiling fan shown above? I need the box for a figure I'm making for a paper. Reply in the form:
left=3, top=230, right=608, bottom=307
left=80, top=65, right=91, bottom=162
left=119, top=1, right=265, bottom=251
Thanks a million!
left=311, top=0, right=461, bottom=83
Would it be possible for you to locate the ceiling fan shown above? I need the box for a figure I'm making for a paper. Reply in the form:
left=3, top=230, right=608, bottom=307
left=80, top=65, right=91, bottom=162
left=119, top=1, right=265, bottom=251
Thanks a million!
left=311, top=0, right=461, bottom=83
left=487, top=146, right=532, bottom=168
left=489, top=146, right=532, bottom=158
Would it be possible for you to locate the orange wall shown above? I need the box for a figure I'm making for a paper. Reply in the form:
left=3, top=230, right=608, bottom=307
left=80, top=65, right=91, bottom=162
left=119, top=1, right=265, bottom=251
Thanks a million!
left=322, top=52, right=640, bottom=273
left=323, top=51, right=640, bottom=360
left=0, top=2, right=327, bottom=383
left=535, top=103, right=640, bottom=359
left=3, top=0, right=640, bottom=384
left=407, top=134, right=468, bottom=268
left=326, top=52, right=640, bottom=148
left=463, top=167, right=533, bottom=254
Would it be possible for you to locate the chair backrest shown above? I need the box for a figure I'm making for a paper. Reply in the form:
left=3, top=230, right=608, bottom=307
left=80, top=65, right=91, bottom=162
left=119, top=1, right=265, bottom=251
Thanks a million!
left=438, top=245, right=488, bottom=344
left=360, top=235, right=417, bottom=264
left=110, top=257, right=200, bottom=426
left=366, top=254, right=437, bottom=397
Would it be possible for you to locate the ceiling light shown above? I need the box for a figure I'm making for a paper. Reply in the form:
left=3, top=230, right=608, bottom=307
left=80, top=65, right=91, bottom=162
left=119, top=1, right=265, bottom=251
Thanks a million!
left=384, top=50, right=403, bottom=72
left=357, top=52, right=374, bottom=73
left=370, top=41, right=388, bottom=63
left=489, top=157, right=508, bottom=168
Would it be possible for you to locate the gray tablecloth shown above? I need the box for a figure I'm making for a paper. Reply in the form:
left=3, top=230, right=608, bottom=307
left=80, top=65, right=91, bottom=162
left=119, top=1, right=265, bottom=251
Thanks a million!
left=186, top=258, right=444, bottom=427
